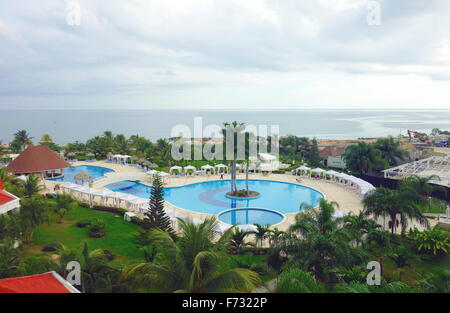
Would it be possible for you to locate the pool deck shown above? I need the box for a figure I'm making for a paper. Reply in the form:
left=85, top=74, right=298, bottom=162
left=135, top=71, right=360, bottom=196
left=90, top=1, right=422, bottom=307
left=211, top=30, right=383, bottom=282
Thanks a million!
left=45, top=161, right=367, bottom=232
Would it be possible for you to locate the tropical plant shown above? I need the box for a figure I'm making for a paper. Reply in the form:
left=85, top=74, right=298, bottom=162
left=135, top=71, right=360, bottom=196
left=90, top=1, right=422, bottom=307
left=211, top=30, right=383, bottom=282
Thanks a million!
left=52, top=194, right=77, bottom=223
left=251, top=224, right=270, bottom=249
left=374, top=137, right=407, bottom=166
left=400, top=174, right=447, bottom=198
left=408, top=225, right=450, bottom=256
left=343, top=211, right=380, bottom=247
left=122, top=218, right=261, bottom=292
left=17, top=197, right=48, bottom=243
left=229, top=228, right=252, bottom=254
left=143, top=174, right=175, bottom=236
left=0, top=239, right=22, bottom=278
left=343, top=142, right=386, bottom=173
left=222, top=121, right=246, bottom=194
left=13, top=130, right=33, bottom=150
left=276, top=268, right=325, bottom=293
left=362, top=187, right=429, bottom=234
left=20, top=174, right=42, bottom=197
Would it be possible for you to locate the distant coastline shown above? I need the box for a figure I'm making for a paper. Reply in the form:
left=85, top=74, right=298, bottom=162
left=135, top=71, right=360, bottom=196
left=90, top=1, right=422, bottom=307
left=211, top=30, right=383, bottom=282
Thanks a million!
left=1, top=109, right=450, bottom=145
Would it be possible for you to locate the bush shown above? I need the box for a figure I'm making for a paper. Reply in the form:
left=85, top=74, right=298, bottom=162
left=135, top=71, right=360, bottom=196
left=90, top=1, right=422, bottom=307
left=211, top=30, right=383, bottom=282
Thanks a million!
left=272, top=170, right=286, bottom=174
left=88, top=219, right=106, bottom=238
left=249, top=263, right=270, bottom=276
left=92, top=206, right=127, bottom=217
left=41, top=242, right=61, bottom=252
left=76, top=220, right=92, bottom=228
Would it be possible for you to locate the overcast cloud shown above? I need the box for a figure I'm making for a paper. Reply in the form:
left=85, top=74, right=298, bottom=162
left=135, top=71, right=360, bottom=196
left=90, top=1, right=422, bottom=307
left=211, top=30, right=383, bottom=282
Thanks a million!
left=0, top=0, right=449, bottom=109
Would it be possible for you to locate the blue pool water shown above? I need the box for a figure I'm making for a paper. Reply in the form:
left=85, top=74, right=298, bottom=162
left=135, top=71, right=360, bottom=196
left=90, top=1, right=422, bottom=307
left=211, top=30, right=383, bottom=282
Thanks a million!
left=48, top=165, right=115, bottom=183
left=105, top=179, right=323, bottom=215
left=218, top=208, right=284, bottom=226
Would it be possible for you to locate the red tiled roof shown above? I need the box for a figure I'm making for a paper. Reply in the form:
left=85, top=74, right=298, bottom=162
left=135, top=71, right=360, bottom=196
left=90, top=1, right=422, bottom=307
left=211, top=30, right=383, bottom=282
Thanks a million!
left=6, top=145, right=70, bottom=174
left=0, top=191, right=14, bottom=205
left=0, top=272, right=79, bottom=293
left=318, top=146, right=346, bottom=158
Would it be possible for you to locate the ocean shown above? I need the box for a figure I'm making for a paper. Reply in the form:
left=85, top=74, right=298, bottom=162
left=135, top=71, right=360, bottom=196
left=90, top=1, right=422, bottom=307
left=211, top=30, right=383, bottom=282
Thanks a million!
left=1, top=109, right=449, bottom=145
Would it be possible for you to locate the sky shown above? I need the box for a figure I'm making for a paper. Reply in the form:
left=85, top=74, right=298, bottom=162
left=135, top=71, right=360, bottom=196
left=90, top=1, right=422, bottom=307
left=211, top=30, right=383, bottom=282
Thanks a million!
left=0, top=0, right=450, bottom=110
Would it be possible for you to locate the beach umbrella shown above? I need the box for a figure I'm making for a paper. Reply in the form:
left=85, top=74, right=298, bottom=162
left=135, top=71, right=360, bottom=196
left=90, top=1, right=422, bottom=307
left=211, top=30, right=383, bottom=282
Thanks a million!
left=73, top=171, right=93, bottom=185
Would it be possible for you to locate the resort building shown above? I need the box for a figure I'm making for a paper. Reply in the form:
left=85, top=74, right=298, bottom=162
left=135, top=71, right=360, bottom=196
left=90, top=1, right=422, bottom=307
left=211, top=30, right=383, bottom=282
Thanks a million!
left=0, top=272, right=80, bottom=293
left=0, top=179, right=20, bottom=215
left=6, top=145, right=70, bottom=178
left=383, top=155, right=450, bottom=187
left=318, top=146, right=347, bottom=169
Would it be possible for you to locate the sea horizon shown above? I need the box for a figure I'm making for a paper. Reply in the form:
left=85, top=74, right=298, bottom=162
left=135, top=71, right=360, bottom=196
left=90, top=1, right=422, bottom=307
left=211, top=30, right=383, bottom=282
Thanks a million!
left=1, top=109, right=449, bottom=145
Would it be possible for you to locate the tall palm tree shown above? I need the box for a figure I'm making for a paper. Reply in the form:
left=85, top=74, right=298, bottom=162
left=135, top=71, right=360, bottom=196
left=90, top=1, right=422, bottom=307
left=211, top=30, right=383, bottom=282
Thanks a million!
left=13, top=130, right=33, bottom=150
left=374, top=137, right=407, bottom=166
left=343, top=211, right=380, bottom=247
left=222, top=122, right=246, bottom=194
left=122, top=218, right=260, bottom=292
left=20, top=174, right=42, bottom=197
left=362, top=187, right=429, bottom=234
left=251, top=224, right=270, bottom=249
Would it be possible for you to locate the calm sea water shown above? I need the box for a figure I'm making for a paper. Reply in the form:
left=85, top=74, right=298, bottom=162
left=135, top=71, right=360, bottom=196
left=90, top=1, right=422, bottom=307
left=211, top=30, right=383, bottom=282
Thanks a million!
left=1, top=109, right=449, bottom=145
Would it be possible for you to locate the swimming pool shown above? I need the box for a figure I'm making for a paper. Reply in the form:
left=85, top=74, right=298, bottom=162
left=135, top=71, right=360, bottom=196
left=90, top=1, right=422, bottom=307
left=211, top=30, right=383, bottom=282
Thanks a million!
left=105, top=179, right=324, bottom=215
left=48, top=165, right=115, bottom=183
left=218, top=208, right=284, bottom=226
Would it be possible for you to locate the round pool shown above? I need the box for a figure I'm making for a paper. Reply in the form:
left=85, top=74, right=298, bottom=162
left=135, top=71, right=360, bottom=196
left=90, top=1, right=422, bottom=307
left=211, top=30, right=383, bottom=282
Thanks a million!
left=105, top=179, right=324, bottom=215
left=218, top=208, right=284, bottom=226
left=48, top=165, right=115, bottom=183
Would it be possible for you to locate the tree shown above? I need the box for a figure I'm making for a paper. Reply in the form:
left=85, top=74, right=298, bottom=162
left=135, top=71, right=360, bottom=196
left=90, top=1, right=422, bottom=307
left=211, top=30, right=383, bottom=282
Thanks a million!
left=276, top=268, right=325, bottom=293
left=400, top=174, right=447, bottom=198
left=52, top=194, right=77, bottom=223
left=143, top=174, right=175, bottom=236
left=229, top=228, right=252, bottom=254
left=374, top=137, right=407, bottom=166
left=362, top=187, right=429, bottom=234
left=18, top=197, right=48, bottom=243
left=0, top=239, right=22, bottom=278
left=222, top=122, right=246, bottom=194
left=408, top=225, right=450, bottom=256
left=114, top=134, right=129, bottom=154
left=40, top=134, right=53, bottom=143
left=287, top=200, right=361, bottom=280
left=13, top=130, right=33, bottom=150
left=307, top=138, right=321, bottom=167
left=251, top=224, right=270, bottom=249
left=20, top=174, right=42, bottom=197
left=86, top=136, right=111, bottom=159
left=122, top=218, right=260, bottom=292
left=343, top=142, right=386, bottom=174
left=343, top=211, right=380, bottom=247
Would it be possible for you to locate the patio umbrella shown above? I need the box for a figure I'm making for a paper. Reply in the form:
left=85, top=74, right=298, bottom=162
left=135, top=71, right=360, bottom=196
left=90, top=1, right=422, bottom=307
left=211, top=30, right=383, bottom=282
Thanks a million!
left=73, top=171, right=93, bottom=185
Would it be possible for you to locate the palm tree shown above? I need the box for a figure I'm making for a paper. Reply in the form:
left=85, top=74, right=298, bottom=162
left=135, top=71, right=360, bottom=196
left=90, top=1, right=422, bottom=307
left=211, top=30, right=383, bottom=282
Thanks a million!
left=251, top=224, right=270, bottom=249
left=56, top=242, right=117, bottom=293
left=13, top=130, right=33, bottom=150
left=343, top=211, right=380, bottom=247
left=343, top=142, right=386, bottom=174
left=222, top=122, right=246, bottom=194
left=362, top=187, right=429, bottom=234
left=374, top=137, right=407, bottom=166
left=229, top=228, right=252, bottom=254
left=40, top=134, right=53, bottom=143
left=287, top=200, right=359, bottom=280
left=400, top=174, right=447, bottom=198
left=122, top=218, right=260, bottom=292
left=20, top=174, right=42, bottom=197
left=18, top=197, right=48, bottom=243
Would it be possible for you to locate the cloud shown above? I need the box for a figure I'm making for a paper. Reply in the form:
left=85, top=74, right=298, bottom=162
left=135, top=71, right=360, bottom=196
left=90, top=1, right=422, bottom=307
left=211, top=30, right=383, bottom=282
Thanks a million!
left=0, top=0, right=449, bottom=109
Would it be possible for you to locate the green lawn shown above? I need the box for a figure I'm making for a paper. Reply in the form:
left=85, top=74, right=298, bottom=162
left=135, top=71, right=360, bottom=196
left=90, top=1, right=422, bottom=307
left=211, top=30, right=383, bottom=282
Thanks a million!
left=28, top=205, right=144, bottom=267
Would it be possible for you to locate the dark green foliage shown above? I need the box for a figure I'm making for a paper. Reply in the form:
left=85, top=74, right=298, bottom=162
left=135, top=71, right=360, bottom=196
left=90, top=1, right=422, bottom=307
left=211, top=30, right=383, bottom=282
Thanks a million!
left=143, top=174, right=175, bottom=236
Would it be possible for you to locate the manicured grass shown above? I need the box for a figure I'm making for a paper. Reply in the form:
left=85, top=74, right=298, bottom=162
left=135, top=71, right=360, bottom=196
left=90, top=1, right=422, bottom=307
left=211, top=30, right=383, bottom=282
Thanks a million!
left=28, top=205, right=144, bottom=267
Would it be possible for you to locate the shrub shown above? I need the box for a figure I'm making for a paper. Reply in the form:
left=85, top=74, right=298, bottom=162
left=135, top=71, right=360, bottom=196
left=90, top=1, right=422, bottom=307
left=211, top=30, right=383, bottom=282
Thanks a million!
left=409, top=225, right=450, bottom=256
left=88, top=219, right=106, bottom=238
left=41, top=242, right=61, bottom=252
left=76, top=220, right=92, bottom=228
